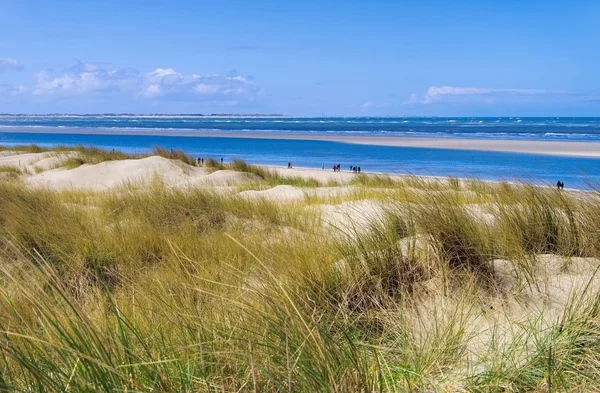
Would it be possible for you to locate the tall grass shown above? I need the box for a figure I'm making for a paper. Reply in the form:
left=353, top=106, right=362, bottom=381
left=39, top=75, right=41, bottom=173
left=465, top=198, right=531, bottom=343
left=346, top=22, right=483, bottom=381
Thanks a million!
left=2, top=168, right=600, bottom=390
left=152, top=146, right=196, bottom=166
left=0, top=144, right=199, bottom=168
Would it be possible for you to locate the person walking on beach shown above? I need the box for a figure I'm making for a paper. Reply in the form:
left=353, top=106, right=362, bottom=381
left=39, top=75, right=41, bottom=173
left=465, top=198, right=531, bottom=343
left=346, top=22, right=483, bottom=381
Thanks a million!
left=220, top=157, right=224, bottom=165
left=197, top=157, right=201, bottom=166
left=332, top=164, right=336, bottom=172
left=322, top=163, right=324, bottom=170
left=201, top=158, right=204, bottom=165
left=358, top=166, right=361, bottom=174
left=337, top=164, right=340, bottom=172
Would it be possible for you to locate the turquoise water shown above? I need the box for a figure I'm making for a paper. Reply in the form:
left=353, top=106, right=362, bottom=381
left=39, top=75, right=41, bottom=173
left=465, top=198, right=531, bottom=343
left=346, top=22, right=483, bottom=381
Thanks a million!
left=1, top=130, right=600, bottom=189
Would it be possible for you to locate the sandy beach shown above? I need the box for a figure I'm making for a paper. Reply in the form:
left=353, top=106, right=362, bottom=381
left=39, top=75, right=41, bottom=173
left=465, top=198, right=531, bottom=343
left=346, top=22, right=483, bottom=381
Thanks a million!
left=2, top=127, right=600, bottom=158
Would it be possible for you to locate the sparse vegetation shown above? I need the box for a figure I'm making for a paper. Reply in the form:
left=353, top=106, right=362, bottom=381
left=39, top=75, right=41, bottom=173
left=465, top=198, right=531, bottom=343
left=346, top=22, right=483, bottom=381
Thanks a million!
left=152, top=146, right=197, bottom=166
left=1, top=147, right=600, bottom=391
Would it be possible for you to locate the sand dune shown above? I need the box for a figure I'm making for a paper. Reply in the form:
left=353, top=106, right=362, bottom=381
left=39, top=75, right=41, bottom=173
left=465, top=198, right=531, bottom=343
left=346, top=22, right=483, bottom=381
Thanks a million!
left=0, top=152, right=51, bottom=168
left=24, top=156, right=254, bottom=190
left=0, top=151, right=81, bottom=172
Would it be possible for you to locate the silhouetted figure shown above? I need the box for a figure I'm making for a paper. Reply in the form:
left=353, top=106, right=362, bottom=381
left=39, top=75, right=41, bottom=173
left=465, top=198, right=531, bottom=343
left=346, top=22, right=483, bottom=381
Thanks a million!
left=557, top=180, right=564, bottom=190
left=332, top=164, right=336, bottom=172
left=220, top=157, right=224, bottom=165
left=322, top=163, right=325, bottom=170
left=358, top=166, right=361, bottom=173
left=197, top=157, right=201, bottom=165
left=201, top=158, right=204, bottom=165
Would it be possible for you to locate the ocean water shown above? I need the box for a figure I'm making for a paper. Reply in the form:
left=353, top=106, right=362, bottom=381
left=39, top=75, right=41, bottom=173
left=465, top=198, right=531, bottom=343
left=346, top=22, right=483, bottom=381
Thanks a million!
left=1, top=115, right=600, bottom=141
left=1, top=130, right=600, bottom=189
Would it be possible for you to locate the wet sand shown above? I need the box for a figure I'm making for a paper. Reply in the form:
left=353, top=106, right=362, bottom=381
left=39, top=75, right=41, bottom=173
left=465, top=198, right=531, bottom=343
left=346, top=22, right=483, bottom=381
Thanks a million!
left=2, top=127, right=600, bottom=158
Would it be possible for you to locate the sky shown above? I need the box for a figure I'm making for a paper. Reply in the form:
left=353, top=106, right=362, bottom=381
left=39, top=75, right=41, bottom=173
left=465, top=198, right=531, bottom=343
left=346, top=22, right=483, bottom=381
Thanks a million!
left=0, top=0, right=599, bottom=116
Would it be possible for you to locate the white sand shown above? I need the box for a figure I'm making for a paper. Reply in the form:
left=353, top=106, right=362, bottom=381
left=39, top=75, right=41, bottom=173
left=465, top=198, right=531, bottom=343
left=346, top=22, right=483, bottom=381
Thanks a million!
left=240, top=185, right=356, bottom=202
left=266, top=167, right=358, bottom=184
left=24, top=156, right=254, bottom=191
left=0, top=152, right=51, bottom=167
left=0, top=151, right=364, bottom=191
left=0, top=151, right=82, bottom=172
left=316, top=200, right=388, bottom=236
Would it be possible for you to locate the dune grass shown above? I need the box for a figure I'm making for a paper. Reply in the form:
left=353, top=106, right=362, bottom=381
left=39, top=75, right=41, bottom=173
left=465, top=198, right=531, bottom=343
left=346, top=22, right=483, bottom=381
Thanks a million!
left=2, top=159, right=600, bottom=390
left=0, top=165, right=27, bottom=178
left=1, top=144, right=202, bottom=170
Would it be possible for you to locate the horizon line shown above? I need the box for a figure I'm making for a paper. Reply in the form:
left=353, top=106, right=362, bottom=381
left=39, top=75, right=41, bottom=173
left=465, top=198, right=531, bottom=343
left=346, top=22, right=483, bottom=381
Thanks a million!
left=1, top=114, right=599, bottom=119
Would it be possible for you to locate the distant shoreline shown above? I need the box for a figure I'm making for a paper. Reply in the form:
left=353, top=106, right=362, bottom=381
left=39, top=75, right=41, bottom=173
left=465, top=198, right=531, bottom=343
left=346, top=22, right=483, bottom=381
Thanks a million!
left=0, top=114, right=287, bottom=118
left=2, top=127, right=600, bottom=158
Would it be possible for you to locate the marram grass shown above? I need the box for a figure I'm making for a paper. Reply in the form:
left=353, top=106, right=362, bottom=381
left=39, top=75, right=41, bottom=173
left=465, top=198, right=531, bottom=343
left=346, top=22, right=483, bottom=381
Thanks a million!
left=1, top=154, right=600, bottom=390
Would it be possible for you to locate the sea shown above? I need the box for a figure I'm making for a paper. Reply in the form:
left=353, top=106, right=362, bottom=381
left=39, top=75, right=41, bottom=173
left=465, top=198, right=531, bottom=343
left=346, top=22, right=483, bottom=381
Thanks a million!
left=1, top=115, right=600, bottom=189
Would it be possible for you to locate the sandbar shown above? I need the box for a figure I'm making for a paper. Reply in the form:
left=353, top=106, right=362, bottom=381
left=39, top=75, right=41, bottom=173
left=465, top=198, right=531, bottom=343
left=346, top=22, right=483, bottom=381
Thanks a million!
left=1, top=127, right=600, bottom=158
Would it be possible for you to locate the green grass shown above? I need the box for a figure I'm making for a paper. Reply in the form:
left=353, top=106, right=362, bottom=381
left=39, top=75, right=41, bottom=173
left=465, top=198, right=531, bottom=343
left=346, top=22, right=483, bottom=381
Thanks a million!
left=0, top=144, right=199, bottom=169
left=2, top=153, right=600, bottom=390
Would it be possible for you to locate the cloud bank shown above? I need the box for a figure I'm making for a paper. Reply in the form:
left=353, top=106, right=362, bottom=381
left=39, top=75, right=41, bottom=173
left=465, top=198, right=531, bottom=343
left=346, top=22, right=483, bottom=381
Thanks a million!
left=407, top=86, right=564, bottom=105
left=3, top=61, right=263, bottom=107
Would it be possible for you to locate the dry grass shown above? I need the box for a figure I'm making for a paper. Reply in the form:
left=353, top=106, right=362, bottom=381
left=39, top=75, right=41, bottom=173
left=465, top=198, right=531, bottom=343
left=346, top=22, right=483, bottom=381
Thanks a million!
left=1, top=152, right=600, bottom=391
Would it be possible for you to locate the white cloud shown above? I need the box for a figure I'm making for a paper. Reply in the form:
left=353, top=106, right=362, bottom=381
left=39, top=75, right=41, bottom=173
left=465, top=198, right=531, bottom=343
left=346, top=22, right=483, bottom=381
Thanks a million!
left=34, top=65, right=139, bottom=96
left=361, top=101, right=375, bottom=109
left=30, top=62, right=262, bottom=105
left=140, top=68, right=258, bottom=100
left=407, top=86, right=560, bottom=105
left=0, top=58, right=23, bottom=71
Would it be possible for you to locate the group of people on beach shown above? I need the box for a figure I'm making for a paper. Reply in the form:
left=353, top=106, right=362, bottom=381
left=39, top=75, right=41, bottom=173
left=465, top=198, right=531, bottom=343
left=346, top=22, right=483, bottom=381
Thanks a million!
left=557, top=180, right=565, bottom=190
left=329, top=163, right=360, bottom=173
left=196, top=157, right=224, bottom=166
left=195, top=157, right=363, bottom=173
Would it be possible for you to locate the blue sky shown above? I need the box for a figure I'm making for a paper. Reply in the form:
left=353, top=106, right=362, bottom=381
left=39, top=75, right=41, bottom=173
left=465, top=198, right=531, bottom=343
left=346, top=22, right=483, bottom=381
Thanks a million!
left=0, top=0, right=598, bottom=115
